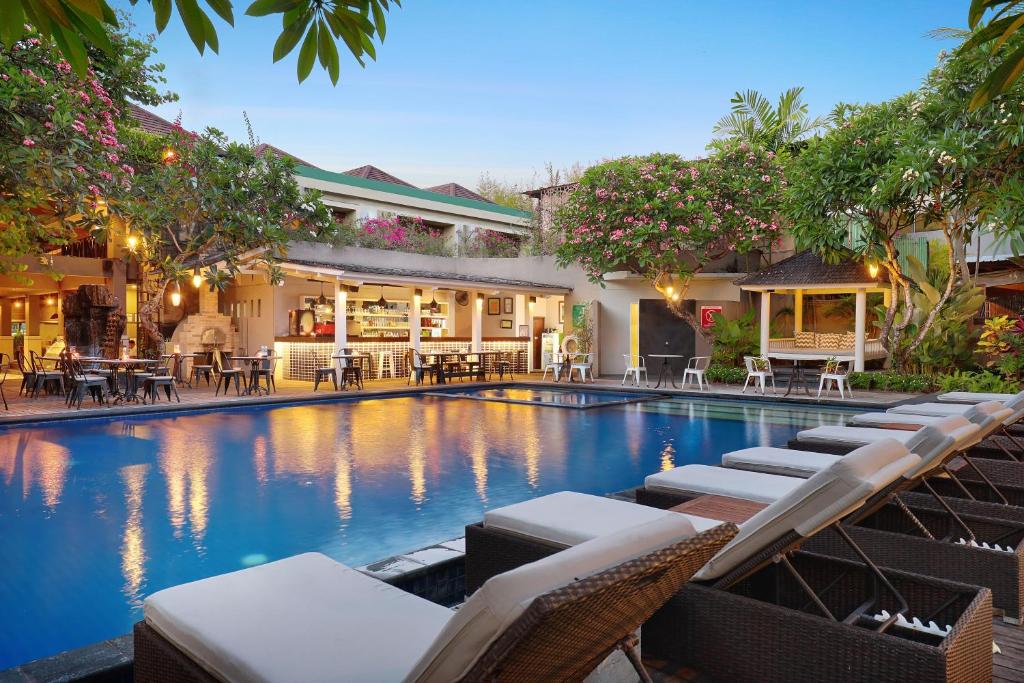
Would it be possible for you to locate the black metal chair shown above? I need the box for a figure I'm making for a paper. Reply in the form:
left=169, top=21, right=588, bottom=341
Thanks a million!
left=341, top=352, right=364, bottom=390
left=67, top=355, right=108, bottom=409
left=15, top=350, right=35, bottom=397
left=30, top=350, right=64, bottom=397
left=190, top=351, right=214, bottom=387
left=141, top=371, right=180, bottom=404
left=0, top=352, right=9, bottom=410
left=254, top=356, right=276, bottom=394
left=213, top=350, right=243, bottom=396
left=314, top=357, right=338, bottom=391
left=406, top=348, right=433, bottom=386
left=495, top=351, right=515, bottom=381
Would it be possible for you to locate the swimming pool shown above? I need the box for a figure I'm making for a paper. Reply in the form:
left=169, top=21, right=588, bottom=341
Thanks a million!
left=0, top=393, right=853, bottom=668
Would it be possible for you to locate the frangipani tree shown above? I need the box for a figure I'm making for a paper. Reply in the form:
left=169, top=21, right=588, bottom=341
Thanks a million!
left=117, top=123, right=334, bottom=348
left=554, top=142, right=785, bottom=338
left=0, top=25, right=172, bottom=279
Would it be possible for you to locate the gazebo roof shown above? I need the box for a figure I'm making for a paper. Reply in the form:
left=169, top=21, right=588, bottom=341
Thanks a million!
left=736, top=250, right=879, bottom=289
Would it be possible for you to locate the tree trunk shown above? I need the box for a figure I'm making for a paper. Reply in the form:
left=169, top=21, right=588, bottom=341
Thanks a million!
left=654, top=272, right=714, bottom=343
left=138, top=279, right=168, bottom=351
left=906, top=229, right=959, bottom=354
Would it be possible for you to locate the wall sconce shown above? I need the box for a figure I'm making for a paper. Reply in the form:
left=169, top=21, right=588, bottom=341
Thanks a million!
left=867, top=261, right=880, bottom=278
left=476, top=293, right=484, bottom=309
left=126, top=234, right=139, bottom=251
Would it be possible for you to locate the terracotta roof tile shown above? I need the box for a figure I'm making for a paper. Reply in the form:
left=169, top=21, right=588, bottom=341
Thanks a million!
left=735, top=250, right=879, bottom=287
left=128, top=104, right=178, bottom=136
left=426, top=183, right=494, bottom=204
left=254, top=143, right=318, bottom=169
left=342, top=165, right=416, bottom=188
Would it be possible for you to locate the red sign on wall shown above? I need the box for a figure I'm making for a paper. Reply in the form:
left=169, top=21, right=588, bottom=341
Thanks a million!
left=700, top=305, right=723, bottom=328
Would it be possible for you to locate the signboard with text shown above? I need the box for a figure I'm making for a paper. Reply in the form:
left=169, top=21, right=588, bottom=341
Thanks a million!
left=700, top=305, right=723, bottom=328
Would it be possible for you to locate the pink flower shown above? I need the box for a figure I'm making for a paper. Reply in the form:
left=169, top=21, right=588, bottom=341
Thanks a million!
left=75, top=166, right=86, bottom=174
left=22, top=138, right=35, bottom=147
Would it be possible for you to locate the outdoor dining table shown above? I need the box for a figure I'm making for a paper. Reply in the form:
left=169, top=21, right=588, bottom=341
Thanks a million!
left=424, top=351, right=500, bottom=384
left=231, top=355, right=280, bottom=396
left=648, top=353, right=686, bottom=389
left=94, top=358, right=159, bottom=403
left=766, top=351, right=849, bottom=397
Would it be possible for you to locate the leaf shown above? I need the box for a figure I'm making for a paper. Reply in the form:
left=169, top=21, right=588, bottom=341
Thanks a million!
left=50, top=23, right=89, bottom=75
left=201, top=9, right=219, bottom=52
left=65, top=3, right=115, bottom=54
left=970, top=42, right=1024, bottom=110
left=0, top=4, right=26, bottom=47
left=153, top=0, right=172, bottom=31
left=204, top=0, right=234, bottom=25
left=316, top=18, right=330, bottom=68
left=64, top=0, right=107, bottom=18
left=296, top=20, right=318, bottom=82
left=176, top=0, right=211, bottom=54
left=245, top=0, right=303, bottom=17
left=272, top=11, right=308, bottom=61
left=371, top=0, right=386, bottom=39
left=319, top=19, right=340, bottom=84
left=37, top=0, right=74, bottom=29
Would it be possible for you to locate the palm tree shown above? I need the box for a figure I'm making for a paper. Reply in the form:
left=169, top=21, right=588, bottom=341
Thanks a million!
left=966, top=0, right=1024, bottom=110
left=712, top=87, right=826, bottom=153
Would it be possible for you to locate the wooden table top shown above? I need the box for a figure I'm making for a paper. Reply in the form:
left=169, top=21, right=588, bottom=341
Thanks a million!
left=670, top=494, right=768, bottom=525
left=875, top=422, right=924, bottom=431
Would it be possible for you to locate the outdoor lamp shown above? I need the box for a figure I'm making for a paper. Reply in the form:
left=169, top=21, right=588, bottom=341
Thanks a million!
left=868, top=261, right=880, bottom=278
left=170, top=282, right=182, bottom=307
left=126, top=234, right=139, bottom=251
left=162, top=147, right=178, bottom=164
left=192, top=270, right=203, bottom=288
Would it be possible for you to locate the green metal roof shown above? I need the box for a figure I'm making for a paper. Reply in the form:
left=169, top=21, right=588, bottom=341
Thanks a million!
left=295, top=165, right=533, bottom=220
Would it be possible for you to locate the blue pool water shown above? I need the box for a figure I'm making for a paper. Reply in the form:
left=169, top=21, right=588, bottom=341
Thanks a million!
left=0, top=394, right=852, bottom=668
left=438, top=386, right=653, bottom=407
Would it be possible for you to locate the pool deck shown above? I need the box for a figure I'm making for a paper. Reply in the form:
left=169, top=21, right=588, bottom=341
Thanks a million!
left=0, top=371, right=921, bottom=427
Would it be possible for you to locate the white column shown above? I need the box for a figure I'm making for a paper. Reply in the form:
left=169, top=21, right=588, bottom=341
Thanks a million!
left=410, top=289, right=422, bottom=353
left=759, top=291, right=771, bottom=357
left=334, top=282, right=347, bottom=371
left=794, top=289, right=803, bottom=334
left=854, top=288, right=867, bottom=372
left=472, top=291, right=483, bottom=352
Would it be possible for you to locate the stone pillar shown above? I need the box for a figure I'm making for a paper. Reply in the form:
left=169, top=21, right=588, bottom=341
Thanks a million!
left=854, top=288, right=867, bottom=372
left=198, top=286, right=219, bottom=315
left=759, top=291, right=771, bottom=357
left=472, top=291, right=483, bottom=352
left=334, top=281, right=347, bottom=352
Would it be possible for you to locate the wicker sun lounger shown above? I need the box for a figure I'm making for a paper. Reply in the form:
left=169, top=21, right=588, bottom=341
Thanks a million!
left=134, top=517, right=737, bottom=683
left=466, top=441, right=994, bottom=682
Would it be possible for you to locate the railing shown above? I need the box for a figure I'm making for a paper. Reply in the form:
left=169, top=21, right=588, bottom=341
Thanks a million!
left=768, top=337, right=886, bottom=356
left=60, top=238, right=107, bottom=259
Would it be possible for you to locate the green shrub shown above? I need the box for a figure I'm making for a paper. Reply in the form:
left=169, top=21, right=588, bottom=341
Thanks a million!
left=937, top=370, right=1021, bottom=394
left=845, top=371, right=938, bottom=393
left=848, top=371, right=875, bottom=390
left=705, top=364, right=747, bottom=384
left=708, top=310, right=759, bottom=367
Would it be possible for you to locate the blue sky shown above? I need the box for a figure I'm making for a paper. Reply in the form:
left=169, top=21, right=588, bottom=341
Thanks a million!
left=113, top=1, right=966, bottom=190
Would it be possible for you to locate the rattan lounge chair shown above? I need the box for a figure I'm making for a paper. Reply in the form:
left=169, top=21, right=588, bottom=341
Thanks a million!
left=653, top=436, right=1024, bottom=622
left=466, top=441, right=993, bottom=682
left=134, top=517, right=736, bottom=683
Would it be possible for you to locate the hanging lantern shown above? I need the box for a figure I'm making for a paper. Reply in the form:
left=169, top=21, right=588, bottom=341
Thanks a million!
left=170, top=282, right=182, bottom=307
left=429, top=290, right=439, bottom=314
left=376, top=285, right=388, bottom=309
left=867, top=261, right=880, bottom=279
left=192, top=269, right=203, bottom=288
left=317, top=280, right=328, bottom=307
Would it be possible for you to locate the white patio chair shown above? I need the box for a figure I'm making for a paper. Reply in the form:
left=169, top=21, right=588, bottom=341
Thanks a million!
left=571, top=353, right=594, bottom=383
left=682, top=355, right=711, bottom=391
left=741, top=355, right=775, bottom=395
left=622, top=353, right=648, bottom=387
left=817, top=359, right=852, bottom=399
left=541, top=353, right=563, bottom=382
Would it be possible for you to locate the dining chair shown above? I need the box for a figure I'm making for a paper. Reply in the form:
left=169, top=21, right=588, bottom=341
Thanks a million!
left=190, top=351, right=215, bottom=387
left=817, top=358, right=853, bottom=399
left=571, top=353, right=594, bottom=383
left=254, top=355, right=277, bottom=393
left=15, top=350, right=35, bottom=397
left=67, top=356, right=108, bottom=409
left=741, top=355, right=776, bottom=395
left=0, top=352, right=9, bottom=410
left=213, top=350, right=243, bottom=396
left=622, top=353, right=648, bottom=387
left=30, top=350, right=64, bottom=397
left=682, top=356, right=711, bottom=391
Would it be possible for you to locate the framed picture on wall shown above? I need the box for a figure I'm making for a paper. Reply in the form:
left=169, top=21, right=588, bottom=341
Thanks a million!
left=487, top=297, right=500, bottom=315
left=518, top=324, right=529, bottom=336
left=700, top=305, right=723, bottom=328
left=558, top=301, right=565, bottom=324
left=500, top=319, right=513, bottom=329
left=503, top=297, right=513, bottom=314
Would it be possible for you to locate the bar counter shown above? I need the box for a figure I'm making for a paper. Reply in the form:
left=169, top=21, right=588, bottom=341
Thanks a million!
left=274, top=336, right=530, bottom=381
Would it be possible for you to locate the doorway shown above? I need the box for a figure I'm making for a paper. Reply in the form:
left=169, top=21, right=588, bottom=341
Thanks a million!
left=638, top=299, right=695, bottom=376
left=532, top=317, right=545, bottom=370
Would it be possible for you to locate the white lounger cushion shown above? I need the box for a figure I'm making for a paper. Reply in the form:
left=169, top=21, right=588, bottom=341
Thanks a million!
left=797, top=425, right=919, bottom=446
left=483, top=490, right=700, bottom=546
left=644, top=464, right=803, bottom=504
left=888, top=400, right=1017, bottom=426
left=412, top=504, right=702, bottom=682
left=850, top=412, right=946, bottom=428
left=696, top=439, right=920, bottom=580
left=144, top=552, right=452, bottom=683
left=939, top=391, right=1022, bottom=403
left=889, top=402, right=979, bottom=417
left=722, top=447, right=842, bottom=478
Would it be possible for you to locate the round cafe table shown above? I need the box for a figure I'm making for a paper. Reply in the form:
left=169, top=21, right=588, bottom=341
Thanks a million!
left=232, top=355, right=281, bottom=396
left=648, top=354, right=686, bottom=389
left=94, top=358, right=159, bottom=403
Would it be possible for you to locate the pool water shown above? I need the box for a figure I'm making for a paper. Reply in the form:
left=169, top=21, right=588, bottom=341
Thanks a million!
left=0, top=394, right=852, bottom=668
left=437, top=386, right=653, bottom=407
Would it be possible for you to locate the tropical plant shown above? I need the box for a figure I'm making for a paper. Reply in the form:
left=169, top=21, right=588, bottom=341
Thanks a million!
left=0, top=23, right=174, bottom=279
left=459, top=228, right=523, bottom=258
left=712, top=87, right=825, bottom=154
left=978, top=314, right=1017, bottom=359
left=118, top=122, right=334, bottom=347
left=707, top=309, right=759, bottom=366
left=554, top=141, right=785, bottom=338
left=705, top=364, right=747, bottom=384
left=938, top=369, right=1021, bottom=393
left=4, top=0, right=400, bottom=85
left=334, top=214, right=452, bottom=256
left=965, top=0, right=1024, bottom=109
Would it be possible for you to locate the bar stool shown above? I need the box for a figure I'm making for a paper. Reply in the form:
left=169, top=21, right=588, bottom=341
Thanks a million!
left=376, top=350, right=396, bottom=379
